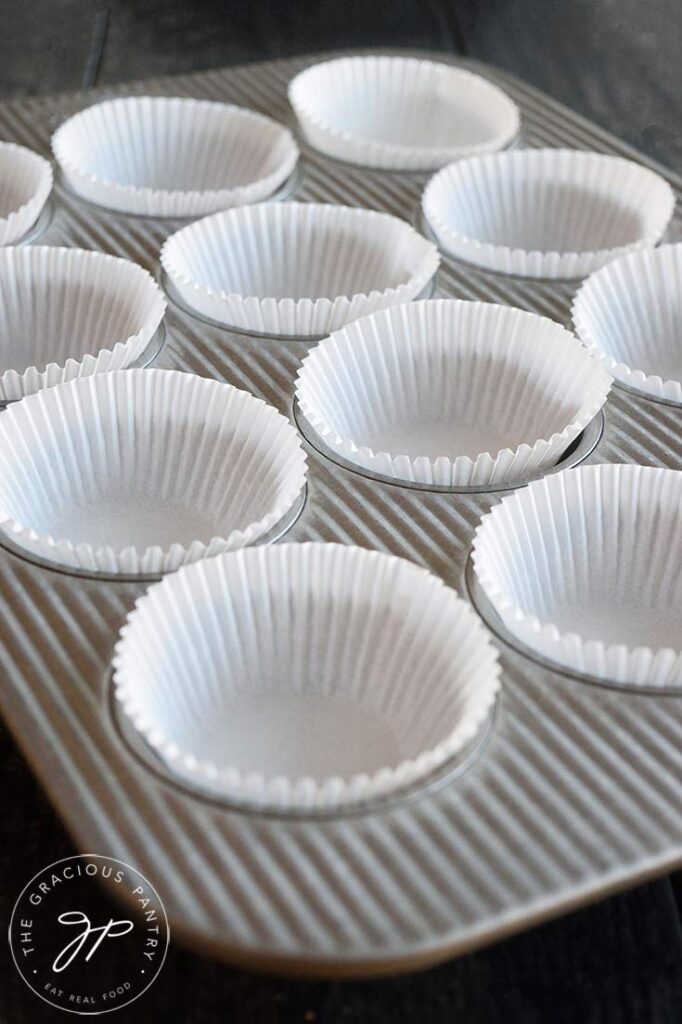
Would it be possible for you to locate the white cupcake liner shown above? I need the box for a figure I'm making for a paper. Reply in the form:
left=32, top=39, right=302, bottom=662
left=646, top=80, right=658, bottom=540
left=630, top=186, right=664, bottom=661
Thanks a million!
left=160, top=201, right=439, bottom=336
left=113, top=543, right=501, bottom=811
left=422, top=149, right=675, bottom=279
left=0, top=141, right=53, bottom=245
left=288, top=56, right=519, bottom=170
left=296, top=300, right=611, bottom=487
left=0, top=246, right=166, bottom=402
left=0, top=368, right=307, bottom=575
left=52, top=96, right=299, bottom=218
left=472, top=464, right=682, bottom=688
left=572, top=243, right=682, bottom=403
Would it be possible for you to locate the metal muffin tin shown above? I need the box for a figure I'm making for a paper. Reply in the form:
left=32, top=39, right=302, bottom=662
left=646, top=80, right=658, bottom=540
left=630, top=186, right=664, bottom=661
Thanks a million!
left=0, top=50, right=680, bottom=977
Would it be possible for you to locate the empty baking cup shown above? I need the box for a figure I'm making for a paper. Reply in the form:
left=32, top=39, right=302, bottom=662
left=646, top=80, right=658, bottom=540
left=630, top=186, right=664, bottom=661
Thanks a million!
left=0, top=141, right=52, bottom=245
left=0, top=369, right=307, bottom=575
left=422, top=149, right=675, bottom=278
left=572, top=243, right=682, bottom=403
left=161, top=201, right=439, bottom=336
left=472, top=464, right=682, bottom=688
left=288, top=56, right=519, bottom=170
left=52, top=96, right=299, bottom=217
left=296, top=300, right=611, bottom=487
left=0, top=246, right=166, bottom=402
left=113, top=543, right=501, bottom=810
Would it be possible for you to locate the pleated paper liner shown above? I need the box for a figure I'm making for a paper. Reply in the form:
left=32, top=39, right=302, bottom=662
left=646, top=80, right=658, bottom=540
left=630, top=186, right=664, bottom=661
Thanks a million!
left=296, top=300, right=611, bottom=488
left=0, top=369, right=307, bottom=576
left=422, top=149, right=675, bottom=279
left=0, top=141, right=52, bottom=245
left=113, top=543, right=501, bottom=812
left=0, top=246, right=166, bottom=402
left=573, top=243, right=682, bottom=403
left=288, top=55, right=519, bottom=170
left=472, top=464, right=682, bottom=689
left=52, top=96, right=299, bottom=217
left=160, top=201, right=439, bottom=337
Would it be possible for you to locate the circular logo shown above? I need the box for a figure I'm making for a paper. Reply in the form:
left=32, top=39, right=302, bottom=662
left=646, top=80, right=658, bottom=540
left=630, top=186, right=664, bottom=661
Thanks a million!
left=8, top=855, right=169, bottom=1015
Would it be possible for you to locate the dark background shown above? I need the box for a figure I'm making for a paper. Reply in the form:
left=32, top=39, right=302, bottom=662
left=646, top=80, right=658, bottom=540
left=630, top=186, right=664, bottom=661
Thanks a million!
left=1, top=1, right=681, bottom=1021
left=1, top=0, right=681, bottom=169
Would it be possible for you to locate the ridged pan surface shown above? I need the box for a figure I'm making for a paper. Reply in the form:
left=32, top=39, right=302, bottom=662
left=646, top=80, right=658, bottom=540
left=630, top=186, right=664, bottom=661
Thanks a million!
left=0, top=50, right=680, bottom=976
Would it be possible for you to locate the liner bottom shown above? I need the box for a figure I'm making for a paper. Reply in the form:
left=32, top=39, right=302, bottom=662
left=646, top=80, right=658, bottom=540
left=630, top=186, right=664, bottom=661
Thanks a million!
left=0, top=322, right=167, bottom=411
left=56, top=160, right=304, bottom=224
left=465, top=557, right=682, bottom=697
left=109, top=665, right=499, bottom=819
left=294, top=402, right=604, bottom=495
left=0, top=483, right=307, bottom=584
left=162, top=270, right=438, bottom=342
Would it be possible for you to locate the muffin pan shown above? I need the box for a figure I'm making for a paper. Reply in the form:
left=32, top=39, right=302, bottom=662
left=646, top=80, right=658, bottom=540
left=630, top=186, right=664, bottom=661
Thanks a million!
left=0, top=50, right=680, bottom=976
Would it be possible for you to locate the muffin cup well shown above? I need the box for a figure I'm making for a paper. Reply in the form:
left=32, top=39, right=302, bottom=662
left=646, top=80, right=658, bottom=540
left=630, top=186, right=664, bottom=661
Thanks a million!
left=0, top=141, right=53, bottom=245
left=0, top=246, right=166, bottom=402
left=52, top=96, right=299, bottom=217
left=296, top=300, right=611, bottom=487
left=289, top=56, right=519, bottom=170
left=472, top=464, right=682, bottom=688
left=573, top=243, right=682, bottom=403
left=161, top=201, right=439, bottom=336
left=114, top=543, right=501, bottom=811
left=422, top=149, right=674, bottom=279
left=0, top=369, right=307, bottom=575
